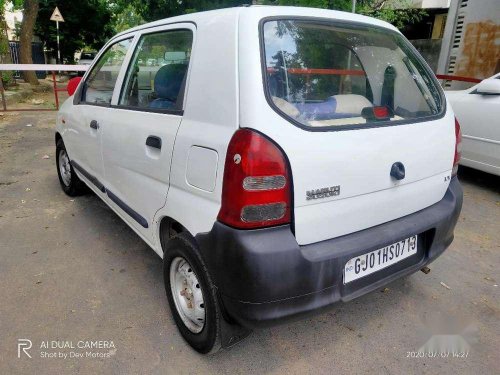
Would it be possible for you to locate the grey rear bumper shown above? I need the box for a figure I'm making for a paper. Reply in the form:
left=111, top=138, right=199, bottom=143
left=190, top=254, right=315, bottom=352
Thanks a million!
left=196, top=177, right=463, bottom=329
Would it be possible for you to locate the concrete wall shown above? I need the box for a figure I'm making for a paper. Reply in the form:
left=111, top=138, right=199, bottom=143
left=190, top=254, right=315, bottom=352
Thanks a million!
left=409, top=0, right=451, bottom=8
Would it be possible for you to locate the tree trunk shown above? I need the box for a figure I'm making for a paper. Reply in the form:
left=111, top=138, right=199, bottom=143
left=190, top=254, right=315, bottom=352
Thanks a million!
left=19, top=0, right=39, bottom=85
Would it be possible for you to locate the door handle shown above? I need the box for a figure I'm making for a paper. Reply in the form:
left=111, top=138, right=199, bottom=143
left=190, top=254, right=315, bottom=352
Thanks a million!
left=146, top=136, right=162, bottom=150
left=90, top=120, right=99, bottom=130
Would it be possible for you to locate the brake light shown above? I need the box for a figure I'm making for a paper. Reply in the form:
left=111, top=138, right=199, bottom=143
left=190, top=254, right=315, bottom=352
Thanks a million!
left=373, top=106, right=390, bottom=119
left=361, top=106, right=393, bottom=121
left=218, top=129, right=291, bottom=229
left=452, top=117, right=462, bottom=176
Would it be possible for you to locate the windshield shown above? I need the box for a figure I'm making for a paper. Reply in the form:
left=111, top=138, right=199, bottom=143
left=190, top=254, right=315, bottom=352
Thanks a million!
left=262, top=20, right=444, bottom=129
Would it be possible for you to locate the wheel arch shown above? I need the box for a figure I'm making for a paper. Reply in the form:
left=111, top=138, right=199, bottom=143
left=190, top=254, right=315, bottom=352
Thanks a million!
left=154, top=186, right=221, bottom=257
left=55, top=131, right=62, bottom=145
left=158, top=215, right=191, bottom=257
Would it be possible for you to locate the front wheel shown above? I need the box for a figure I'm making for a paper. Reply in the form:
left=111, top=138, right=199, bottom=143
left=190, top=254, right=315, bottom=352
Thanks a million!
left=163, top=233, right=221, bottom=354
left=56, top=139, right=87, bottom=196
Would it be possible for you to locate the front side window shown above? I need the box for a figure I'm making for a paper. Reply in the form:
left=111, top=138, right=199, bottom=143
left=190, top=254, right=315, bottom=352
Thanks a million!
left=119, top=29, right=193, bottom=111
left=262, top=20, right=444, bottom=129
left=82, top=38, right=133, bottom=105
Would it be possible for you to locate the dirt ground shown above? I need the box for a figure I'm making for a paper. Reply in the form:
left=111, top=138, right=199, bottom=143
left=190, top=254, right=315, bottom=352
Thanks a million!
left=0, top=110, right=498, bottom=375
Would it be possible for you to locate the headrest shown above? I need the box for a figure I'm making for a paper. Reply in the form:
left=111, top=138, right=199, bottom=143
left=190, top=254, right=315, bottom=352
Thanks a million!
left=331, top=94, right=372, bottom=115
left=154, top=64, right=187, bottom=101
left=272, top=97, right=300, bottom=118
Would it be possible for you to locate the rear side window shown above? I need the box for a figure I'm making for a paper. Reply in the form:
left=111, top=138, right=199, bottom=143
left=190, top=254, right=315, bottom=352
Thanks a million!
left=82, top=38, right=132, bottom=105
left=262, top=20, right=444, bottom=129
left=119, top=30, right=193, bottom=112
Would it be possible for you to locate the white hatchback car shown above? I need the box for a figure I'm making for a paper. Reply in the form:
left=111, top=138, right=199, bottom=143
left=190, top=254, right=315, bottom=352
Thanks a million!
left=56, top=6, right=463, bottom=353
left=446, top=73, right=500, bottom=176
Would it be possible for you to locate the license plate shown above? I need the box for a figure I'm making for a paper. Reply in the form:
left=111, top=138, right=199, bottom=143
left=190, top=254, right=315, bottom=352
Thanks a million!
left=344, top=235, right=418, bottom=284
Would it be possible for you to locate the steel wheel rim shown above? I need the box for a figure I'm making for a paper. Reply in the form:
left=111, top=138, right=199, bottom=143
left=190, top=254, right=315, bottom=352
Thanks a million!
left=58, top=149, right=71, bottom=187
left=170, top=256, right=205, bottom=333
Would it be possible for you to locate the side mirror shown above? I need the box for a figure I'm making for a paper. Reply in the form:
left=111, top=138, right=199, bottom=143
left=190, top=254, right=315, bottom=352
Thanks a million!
left=67, top=76, right=82, bottom=96
left=475, top=78, right=500, bottom=95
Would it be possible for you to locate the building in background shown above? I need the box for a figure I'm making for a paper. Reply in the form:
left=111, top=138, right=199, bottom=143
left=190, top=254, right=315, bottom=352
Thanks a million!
left=402, top=0, right=499, bottom=89
left=437, top=0, right=500, bottom=89
left=400, top=0, right=452, bottom=72
left=4, top=3, right=23, bottom=41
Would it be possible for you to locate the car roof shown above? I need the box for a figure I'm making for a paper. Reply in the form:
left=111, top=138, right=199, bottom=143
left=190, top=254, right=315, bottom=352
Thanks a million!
left=114, top=5, right=398, bottom=39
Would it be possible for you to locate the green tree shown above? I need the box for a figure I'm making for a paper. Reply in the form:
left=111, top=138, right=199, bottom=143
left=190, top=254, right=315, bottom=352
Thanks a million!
left=356, top=0, right=426, bottom=29
left=0, top=1, right=22, bottom=86
left=109, top=2, right=145, bottom=33
left=265, top=0, right=425, bottom=30
left=268, top=0, right=351, bottom=11
left=114, top=0, right=423, bottom=30
left=35, top=0, right=114, bottom=63
left=124, top=0, right=249, bottom=22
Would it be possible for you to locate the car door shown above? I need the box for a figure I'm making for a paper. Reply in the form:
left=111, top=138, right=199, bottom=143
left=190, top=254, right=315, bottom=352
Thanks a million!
left=101, top=24, right=195, bottom=241
left=452, top=76, right=500, bottom=173
left=68, top=37, right=134, bottom=192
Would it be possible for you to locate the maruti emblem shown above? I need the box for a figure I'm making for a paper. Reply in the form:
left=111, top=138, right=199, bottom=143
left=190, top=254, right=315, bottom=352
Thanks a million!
left=306, top=185, right=340, bottom=200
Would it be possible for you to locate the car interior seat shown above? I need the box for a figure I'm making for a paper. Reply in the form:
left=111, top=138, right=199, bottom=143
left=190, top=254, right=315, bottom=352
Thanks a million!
left=149, top=63, right=188, bottom=110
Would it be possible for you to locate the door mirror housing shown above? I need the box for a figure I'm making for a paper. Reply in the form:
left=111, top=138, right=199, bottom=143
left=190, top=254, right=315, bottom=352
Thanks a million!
left=67, top=76, right=82, bottom=96
left=475, top=78, right=500, bottom=95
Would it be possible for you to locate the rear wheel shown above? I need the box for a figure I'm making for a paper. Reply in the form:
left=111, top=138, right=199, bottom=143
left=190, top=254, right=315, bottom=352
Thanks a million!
left=56, top=139, right=87, bottom=196
left=163, top=233, right=221, bottom=354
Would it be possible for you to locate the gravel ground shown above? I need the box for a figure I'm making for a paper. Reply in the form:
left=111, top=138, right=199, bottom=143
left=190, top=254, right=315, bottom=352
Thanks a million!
left=0, top=111, right=498, bottom=374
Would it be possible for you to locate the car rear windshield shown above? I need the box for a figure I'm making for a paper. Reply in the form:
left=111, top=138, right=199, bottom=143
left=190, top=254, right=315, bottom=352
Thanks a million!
left=262, top=19, right=444, bottom=129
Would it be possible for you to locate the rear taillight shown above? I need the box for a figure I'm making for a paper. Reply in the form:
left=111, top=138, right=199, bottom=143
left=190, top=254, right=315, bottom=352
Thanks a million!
left=218, top=129, right=291, bottom=229
left=452, top=117, right=462, bottom=176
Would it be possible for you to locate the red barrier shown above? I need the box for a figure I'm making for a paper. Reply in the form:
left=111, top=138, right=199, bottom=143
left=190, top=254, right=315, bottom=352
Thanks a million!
left=0, top=65, right=482, bottom=112
left=435, top=74, right=481, bottom=83
left=266, top=69, right=481, bottom=83
left=0, top=64, right=87, bottom=111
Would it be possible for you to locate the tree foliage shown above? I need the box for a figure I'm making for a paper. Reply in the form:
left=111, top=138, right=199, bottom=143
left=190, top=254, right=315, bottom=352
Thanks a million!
left=124, top=0, right=425, bottom=30
left=265, top=0, right=425, bottom=30
left=34, top=0, right=114, bottom=63
left=356, top=0, right=427, bottom=29
left=0, top=1, right=22, bottom=85
left=120, top=0, right=249, bottom=22
left=108, top=2, right=145, bottom=33
left=267, top=0, right=352, bottom=12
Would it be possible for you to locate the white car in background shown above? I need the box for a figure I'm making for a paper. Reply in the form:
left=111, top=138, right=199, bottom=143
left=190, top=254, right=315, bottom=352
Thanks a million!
left=446, top=73, right=500, bottom=176
left=78, top=51, right=96, bottom=66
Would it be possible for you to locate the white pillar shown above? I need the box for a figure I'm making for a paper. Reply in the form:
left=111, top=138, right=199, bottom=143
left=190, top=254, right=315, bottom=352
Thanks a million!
left=436, top=0, right=460, bottom=75
left=56, top=21, right=61, bottom=64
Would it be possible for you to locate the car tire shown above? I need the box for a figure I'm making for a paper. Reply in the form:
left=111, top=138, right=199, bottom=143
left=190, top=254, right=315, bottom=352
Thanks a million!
left=163, top=232, right=222, bottom=354
left=56, top=139, right=87, bottom=196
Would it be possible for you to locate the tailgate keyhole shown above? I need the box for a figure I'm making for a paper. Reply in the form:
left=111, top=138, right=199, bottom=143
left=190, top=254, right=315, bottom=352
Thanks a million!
left=390, top=162, right=405, bottom=181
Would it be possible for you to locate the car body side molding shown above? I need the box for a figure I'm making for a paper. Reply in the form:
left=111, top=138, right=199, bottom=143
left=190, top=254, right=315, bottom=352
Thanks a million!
left=106, top=190, right=149, bottom=229
left=71, top=160, right=105, bottom=192
left=71, top=160, right=149, bottom=228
